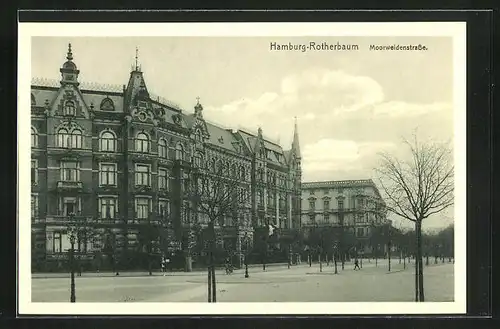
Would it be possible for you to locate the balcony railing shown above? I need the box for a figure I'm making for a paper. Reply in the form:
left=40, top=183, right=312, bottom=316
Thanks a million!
left=97, top=212, right=121, bottom=224
left=56, top=181, right=83, bottom=190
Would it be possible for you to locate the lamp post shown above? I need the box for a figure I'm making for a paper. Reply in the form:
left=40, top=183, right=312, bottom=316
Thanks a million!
left=388, top=240, right=392, bottom=272
left=244, top=233, right=249, bottom=278
left=288, top=243, right=291, bottom=269
left=333, top=242, right=338, bottom=274
left=66, top=212, right=76, bottom=303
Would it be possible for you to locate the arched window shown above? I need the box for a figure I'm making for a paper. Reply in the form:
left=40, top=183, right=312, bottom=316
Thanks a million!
left=100, top=131, right=116, bottom=152
left=135, top=132, right=150, bottom=153
left=211, top=158, right=217, bottom=172
left=232, top=164, right=237, bottom=177
left=175, top=143, right=184, bottom=160
left=158, top=138, right=167, bottom=158
left=195, top=129, right=203, bottom=142
left=31, top=127, right=38, bottom=148
left=193, top=152, right=202, bottom=167
left=71, top=129, right=83, bottom=149
left=64, top=101, right=76, bottom=116
left=57, top=128, right=70, bottom=148
left=240, top=166, right=246, bottom=181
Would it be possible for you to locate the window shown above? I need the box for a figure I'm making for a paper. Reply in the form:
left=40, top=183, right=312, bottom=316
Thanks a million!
left=357, top=228, right=364, bottom=237
left=99, top=197, right=117, bottom=219
left=135, top=164, right=150, bottom=186
left=31, top=194, right=38, bottom=217
left=60, top=197, right=78, bottom=216
left=64, top=101, right=76, bottom=116
left=158, top=138, right=167, bottom=158
left=323, top=213, right=330, bottom=223
left=258, top=189, right=264, bottom=205
left=175, top=143, right=184, bottom=160
left=323, top=200, right=330, bottom=210
left=309, top=200, right=316, bottom=210
left=309, top=214, right=315, bottom=223
left=195, top=129, right=203, bottom=142
left=193, top=152, right=202, bottom=167
left=158, top=199, right=170, bottom=219
left=135, top=132, right=150, bottom=153
left=182, top=201, right=191, bottom=223
left=53, top=232, right=62, bottom=253
left=158, top=168, right=168, bottom=190
left=338, top=200, right=344, bottom=210
left=31, top=159, right=38, bottom=184
left=100, top=131, right=116, bottom=152
left=135, top=198, right=150, bottom=219
left=31, top=127, right=38, bottom=147
left=71, top=129, right=83, bottom=148
left=231, top=164, right=237, bottom=177
left=60, top=161, right=80, bottom=181
left=240, top=166, right=246, bottom=181
left=279, top=195, right=285, bottom=208
left=57, top=128, right=70, bottom=148
left=183, top=174, right=190, bottom=194
left=99, top=163, right=117, bottom=186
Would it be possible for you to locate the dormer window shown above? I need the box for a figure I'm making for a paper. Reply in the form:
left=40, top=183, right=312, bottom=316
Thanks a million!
left=195, top=129, right=203, bottom=142
left=64, top=101, right=76, bottom=116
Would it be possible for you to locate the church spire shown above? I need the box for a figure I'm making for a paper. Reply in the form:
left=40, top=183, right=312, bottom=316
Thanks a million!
left=292, top=117, right=301, bottom=159
left=133, top=46, right=142, bottom=72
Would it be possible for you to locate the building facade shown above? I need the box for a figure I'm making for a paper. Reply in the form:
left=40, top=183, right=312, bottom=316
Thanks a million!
left=301, top=179, right=390, bottom=255
left=30, top=44, right=302, bottom=271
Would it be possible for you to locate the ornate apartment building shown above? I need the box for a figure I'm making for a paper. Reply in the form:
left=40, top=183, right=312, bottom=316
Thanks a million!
left=301, top=179, right=390, bottom=253
left=30, top=44, right=302, bottom=270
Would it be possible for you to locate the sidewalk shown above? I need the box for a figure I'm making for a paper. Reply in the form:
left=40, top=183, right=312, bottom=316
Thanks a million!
left=31, top=262, right=298, bottom=279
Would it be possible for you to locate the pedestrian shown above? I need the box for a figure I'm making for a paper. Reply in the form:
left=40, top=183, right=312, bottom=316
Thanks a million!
left=161, top=256, right=166, bottom=276
left=225, top=257, right=232, bottom=274
left=354, top=258, right=360, bottom=270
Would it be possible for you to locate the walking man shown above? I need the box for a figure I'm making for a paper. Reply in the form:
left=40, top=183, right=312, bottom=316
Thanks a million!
left=354, top=258, right=361, bottom=271
left=161, top=256, right=167, bottom=276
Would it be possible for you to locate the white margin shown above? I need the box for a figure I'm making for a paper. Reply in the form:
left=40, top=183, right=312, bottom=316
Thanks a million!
left=18, top=22, right=467, bottom=315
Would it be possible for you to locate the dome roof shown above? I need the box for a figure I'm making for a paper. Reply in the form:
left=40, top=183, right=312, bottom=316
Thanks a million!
left=63, top=60, right=77, bottom=70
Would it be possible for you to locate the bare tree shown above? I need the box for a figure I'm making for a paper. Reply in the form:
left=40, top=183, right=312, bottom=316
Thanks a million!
left=375, top=134, right=454, bottom=302
left=189, top=163, right=251, bottom=302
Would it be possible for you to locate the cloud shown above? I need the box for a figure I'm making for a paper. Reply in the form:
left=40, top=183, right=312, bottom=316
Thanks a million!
left=203, top=67, right=453, bottom=182
left=301, top=139, right=396, bottom=180
left=372, top=101, right=452, bottom=118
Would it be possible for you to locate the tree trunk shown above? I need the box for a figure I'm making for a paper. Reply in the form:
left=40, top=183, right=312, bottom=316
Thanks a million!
left=207, top=260, right=212, bottom=303
left=211, top=262, right=216, bottom=302
left=185, top=255, right=193, bottom=272
left=416, top=220, right=425, bottom=302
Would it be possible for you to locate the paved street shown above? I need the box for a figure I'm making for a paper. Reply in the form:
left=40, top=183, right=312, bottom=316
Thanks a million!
left=31, top=260, right=454, bottom=303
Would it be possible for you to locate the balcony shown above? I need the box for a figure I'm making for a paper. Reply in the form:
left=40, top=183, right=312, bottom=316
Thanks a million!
left=97, top=212, right=121, bottom=224
left=56, top=181, right=83, bottom=191
left=173, top=159, right=191, bottom=169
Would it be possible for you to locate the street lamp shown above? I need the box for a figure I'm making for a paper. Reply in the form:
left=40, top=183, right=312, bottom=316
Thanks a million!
left=333, top=241, right=338, bottom=274
left=66, top=212, right=77, bottom=303
left=388, top=240, right=392, bottom=272
left=244, top=233, right=249, bottom=278
left=288, top=243, right=291, bottom=269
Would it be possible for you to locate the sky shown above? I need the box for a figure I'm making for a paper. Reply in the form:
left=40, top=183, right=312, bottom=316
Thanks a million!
left=31, top=36, right=455, bottom=231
